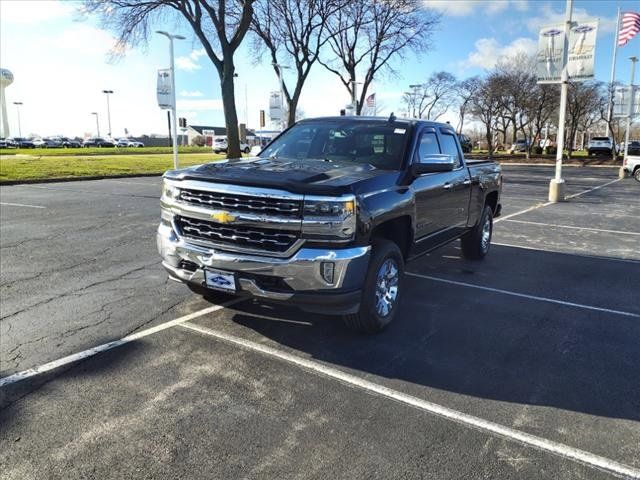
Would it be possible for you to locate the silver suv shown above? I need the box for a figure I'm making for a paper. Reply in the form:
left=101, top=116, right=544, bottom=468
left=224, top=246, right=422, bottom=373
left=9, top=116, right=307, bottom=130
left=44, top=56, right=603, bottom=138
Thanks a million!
left=587, top=137, right=614, bottom=156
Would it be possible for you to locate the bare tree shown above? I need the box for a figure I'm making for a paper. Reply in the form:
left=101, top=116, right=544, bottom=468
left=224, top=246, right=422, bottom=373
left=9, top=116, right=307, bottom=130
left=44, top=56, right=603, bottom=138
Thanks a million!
left=470, top=74, right=502, bottom=157
left=455, top=75, right=480, bottom=133
left=83, top=0, right=255, bottom=159
left=565, top=81, right=604, bottom=158
left=523, top=84, right=559, bottom=158
left=402, top=71, right=457, bottom=120
left=319, top=0, right=439, bottom=115
left=251, top=0, right=337, bottom=127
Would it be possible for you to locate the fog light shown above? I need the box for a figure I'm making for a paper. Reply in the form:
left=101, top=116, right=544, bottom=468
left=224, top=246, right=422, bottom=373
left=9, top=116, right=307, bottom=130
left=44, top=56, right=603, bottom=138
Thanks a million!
left=321, top=262, right=335, bottom=284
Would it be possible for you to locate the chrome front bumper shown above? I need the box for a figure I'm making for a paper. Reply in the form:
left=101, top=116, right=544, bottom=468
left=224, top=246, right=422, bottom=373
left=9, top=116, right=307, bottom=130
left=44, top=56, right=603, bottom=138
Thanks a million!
left=157, top=223, right=370, bottom=312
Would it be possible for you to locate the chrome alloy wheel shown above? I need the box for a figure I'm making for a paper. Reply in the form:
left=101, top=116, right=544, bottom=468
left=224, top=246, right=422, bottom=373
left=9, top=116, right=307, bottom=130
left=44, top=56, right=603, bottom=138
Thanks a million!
left=481, top=213, right=492, bottom=252
left=375, top=258, right=399, bottom=317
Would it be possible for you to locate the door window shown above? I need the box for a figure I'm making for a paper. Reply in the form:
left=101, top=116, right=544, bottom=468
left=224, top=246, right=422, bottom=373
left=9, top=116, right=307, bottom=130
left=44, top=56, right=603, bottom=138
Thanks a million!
left=417, top=132, right=440, bottom=159
left=439, top=133, right=462, bottom=168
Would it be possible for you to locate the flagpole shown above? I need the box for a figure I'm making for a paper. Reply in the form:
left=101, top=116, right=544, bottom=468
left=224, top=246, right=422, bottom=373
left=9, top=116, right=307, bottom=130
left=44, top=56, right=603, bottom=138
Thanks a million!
left=607, top=7, right=621, bottom=140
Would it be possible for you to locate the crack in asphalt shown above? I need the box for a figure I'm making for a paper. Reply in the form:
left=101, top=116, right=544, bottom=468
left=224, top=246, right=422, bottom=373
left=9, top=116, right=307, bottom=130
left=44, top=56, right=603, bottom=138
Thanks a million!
left=0, top=261, right=160, bottom=321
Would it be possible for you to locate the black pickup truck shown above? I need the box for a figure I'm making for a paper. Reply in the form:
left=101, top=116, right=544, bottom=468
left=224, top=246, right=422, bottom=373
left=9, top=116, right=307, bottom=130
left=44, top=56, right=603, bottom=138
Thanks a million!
left=158, top=116, right=502, bottom=332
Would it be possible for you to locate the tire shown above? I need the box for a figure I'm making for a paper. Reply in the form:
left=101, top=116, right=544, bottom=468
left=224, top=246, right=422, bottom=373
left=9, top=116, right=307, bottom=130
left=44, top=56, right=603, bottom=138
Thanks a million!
left=634, top=168, right=640, bottom=182
left=461, top=205, right=493, bottom=260
left=343, top=239, right=404, bottom=334
left=244, top=147, right=250, bottom=154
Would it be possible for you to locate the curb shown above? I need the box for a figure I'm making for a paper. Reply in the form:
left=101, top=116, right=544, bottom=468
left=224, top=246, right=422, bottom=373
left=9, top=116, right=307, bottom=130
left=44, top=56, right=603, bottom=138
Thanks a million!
left=0, top=172, right=164, bottom=186
left=497, top=162, right=620, bottom=168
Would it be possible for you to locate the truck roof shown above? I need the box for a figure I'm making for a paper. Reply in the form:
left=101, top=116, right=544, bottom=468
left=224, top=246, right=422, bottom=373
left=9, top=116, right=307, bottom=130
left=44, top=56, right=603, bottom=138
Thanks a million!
left=297, top=116, right=456, bottom=131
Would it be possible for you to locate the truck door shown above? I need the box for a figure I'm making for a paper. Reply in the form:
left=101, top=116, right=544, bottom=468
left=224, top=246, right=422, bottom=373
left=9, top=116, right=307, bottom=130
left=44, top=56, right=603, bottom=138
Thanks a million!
left=411, top=128, right=461, bottom=247
left=436, top=128, right=471, bottom=235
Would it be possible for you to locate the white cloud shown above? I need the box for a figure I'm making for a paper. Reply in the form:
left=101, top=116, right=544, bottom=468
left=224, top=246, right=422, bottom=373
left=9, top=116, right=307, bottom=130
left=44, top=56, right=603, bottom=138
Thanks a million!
left=176, top=99, right=224, bottom=111
left=175, top=56, right=202, bottom=72
left=526, top=5, right=617, bottom=36
left=461, top=37, right=537, bottom=70
left=179, top=90, right=204, bottom=97
left=189, top=48, right=206, bottom=60
left=0, top=0, right=75, bottom=24
left=423, top=0, right=527, bottom=17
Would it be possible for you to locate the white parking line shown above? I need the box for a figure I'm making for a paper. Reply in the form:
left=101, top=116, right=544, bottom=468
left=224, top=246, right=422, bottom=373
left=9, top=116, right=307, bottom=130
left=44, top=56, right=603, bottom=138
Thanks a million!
left=406, top=272, right=640, bottom=318
left=0, top=299, right=241, bottom=388
left=503, top=219, right=640, bottom=236
left=178, top=321, right=640, bottom=480
left=0, top=202, right=46, bottom=209
left=492, top=242, right=640, bottom=264
left=494, top=178, right=621, bottom=224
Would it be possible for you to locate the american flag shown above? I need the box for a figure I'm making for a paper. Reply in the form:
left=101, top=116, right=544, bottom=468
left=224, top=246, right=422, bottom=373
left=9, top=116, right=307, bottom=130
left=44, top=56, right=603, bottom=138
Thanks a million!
left=366, top=93, right=376, bottom=108
left=618, top=12, right=640, bottom=47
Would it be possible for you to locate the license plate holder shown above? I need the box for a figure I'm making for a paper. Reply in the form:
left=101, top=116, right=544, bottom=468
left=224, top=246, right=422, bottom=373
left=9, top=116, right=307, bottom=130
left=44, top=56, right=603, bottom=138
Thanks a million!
left=204, top=269, right=237, bottom=293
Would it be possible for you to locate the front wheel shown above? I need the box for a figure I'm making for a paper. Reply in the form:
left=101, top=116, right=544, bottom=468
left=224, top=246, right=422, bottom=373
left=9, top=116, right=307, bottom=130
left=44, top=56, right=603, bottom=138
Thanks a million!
left=343, top=239, right=404, bottom=333
left=634, top=168, right=640, bottom=182
left=244, top=147, right=250, bottom=154
left=461, top=205, right=493, bottom=260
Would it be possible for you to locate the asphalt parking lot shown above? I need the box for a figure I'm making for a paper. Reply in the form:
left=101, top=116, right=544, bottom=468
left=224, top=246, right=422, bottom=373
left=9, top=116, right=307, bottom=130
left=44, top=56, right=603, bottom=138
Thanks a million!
left=1, top=165, right=639, bottom=479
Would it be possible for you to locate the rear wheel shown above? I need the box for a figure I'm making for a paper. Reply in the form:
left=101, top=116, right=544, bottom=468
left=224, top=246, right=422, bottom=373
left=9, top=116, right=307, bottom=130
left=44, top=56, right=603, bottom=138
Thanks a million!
left=634, top=168, right=640, bottom=182
left=244, top=147, right=250, bottom=154
left=461, top=205, right=493, bottom=260
left=343, top=239, right=404, bottom=333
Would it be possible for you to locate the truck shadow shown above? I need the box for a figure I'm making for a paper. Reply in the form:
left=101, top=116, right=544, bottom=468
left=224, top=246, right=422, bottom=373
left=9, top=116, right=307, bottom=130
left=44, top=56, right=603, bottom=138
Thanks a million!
left=228, top=243, right=640, bottom=422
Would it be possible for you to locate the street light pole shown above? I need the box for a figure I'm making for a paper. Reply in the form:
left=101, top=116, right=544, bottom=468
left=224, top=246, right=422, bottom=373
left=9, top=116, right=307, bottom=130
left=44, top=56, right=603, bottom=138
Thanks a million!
left=272, top=63, right=290, bottom=131
left=409, top=84, right=422, bottom=118
left=548, top=0, right=572, bottom=203
left=102, top=89, right=114, bottom=137
left=91, top=112, right=100, bottom=137
left=157, top=31, right=185, bottom=169
left=13, top=101, right=22, bottom=137
left=349, top=79, right=363, bottom=115
left=621, top=56, right=638, bottom=178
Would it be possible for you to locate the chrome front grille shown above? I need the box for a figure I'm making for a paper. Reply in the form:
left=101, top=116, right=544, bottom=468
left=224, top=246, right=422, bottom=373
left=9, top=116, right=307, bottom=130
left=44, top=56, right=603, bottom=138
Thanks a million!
left=179, top=189, right=302, bottom=218
left=175, top=216, right=299, bottom=253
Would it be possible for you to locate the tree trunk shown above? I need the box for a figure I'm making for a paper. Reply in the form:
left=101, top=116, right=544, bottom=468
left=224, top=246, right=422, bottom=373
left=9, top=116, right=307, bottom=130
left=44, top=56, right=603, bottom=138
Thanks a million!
left=220, top=66, right=241, bottom=159
left=485, top=126, right=493, bottom=159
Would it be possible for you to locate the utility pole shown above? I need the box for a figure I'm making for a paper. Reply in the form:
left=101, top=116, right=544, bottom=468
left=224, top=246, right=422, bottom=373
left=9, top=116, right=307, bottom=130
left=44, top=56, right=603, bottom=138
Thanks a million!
left=548, top=0, right=572, bottom=203
left=13, top=101, right=22, bottom=137
left=621, top=56, right=638, bottom=179
left=91, top=112, right=100, bottom=137
left=102, top=89, right=114, bottom=137
left=157, top=31, right=185, bottom=169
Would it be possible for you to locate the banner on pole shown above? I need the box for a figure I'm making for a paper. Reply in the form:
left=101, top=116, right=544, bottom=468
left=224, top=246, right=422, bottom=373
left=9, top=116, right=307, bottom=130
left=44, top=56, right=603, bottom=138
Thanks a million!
left=157, top=69, right=173, bottom=109
left=567, top=21, right=598, bottom=81
left=613, top=86, right=640, bottom=118
left=536, top=21, right=598, bottom=84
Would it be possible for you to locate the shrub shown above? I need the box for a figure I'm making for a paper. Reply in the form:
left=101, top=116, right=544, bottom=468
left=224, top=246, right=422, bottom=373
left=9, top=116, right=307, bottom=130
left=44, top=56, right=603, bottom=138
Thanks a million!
left=533, top=146, right=543, bottom=155
left=545, top=146, right=557, bottom=155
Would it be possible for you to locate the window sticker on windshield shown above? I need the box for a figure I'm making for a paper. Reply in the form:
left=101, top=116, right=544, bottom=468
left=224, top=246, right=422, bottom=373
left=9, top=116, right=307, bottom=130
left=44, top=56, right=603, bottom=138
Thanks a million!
left=394, top=128, right=406, bottom=134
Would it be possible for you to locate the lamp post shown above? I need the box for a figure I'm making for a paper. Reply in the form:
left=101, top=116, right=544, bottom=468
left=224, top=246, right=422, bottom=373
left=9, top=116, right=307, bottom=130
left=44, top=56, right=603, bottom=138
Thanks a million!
left=156, top=30, right=185, bottom=169
left=13, top=101, right=22, bottom=137
left=272, top=63, right=290, bottom=130
left=349, top=79, right=363, bottom=115
left=102, top=89, right=114, bottom=138
left=621, top=56, right=638, bottom=179
left=408, top=84, right=422, bottom=118
left=91, top=112, right=100, bottom=137
left=548, top=0, right=572, bottom=202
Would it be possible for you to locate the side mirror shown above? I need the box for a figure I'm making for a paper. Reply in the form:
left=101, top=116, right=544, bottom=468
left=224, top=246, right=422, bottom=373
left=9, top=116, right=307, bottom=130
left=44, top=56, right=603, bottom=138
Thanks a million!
left=411, top=154, right=456, bottom=175
left=249, top=145, right=262, bottom=156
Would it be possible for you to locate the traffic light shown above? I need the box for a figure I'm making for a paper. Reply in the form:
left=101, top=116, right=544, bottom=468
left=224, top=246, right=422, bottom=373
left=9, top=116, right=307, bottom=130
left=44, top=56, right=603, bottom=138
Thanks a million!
left=259, top=110, right=265, bottom=128
left=178, top=117, right=187, bottom=128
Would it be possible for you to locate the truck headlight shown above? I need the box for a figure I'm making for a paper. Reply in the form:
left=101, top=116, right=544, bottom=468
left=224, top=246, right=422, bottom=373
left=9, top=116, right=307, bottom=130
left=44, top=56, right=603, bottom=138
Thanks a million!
left=162, top=181, right=180, bottom=201
left=302, top=195, right=356, bottom=242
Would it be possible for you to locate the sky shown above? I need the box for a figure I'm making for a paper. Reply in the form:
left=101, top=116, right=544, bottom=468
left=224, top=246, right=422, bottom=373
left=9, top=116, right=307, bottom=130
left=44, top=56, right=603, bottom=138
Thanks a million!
left=1, top=0, right=639, bottom=138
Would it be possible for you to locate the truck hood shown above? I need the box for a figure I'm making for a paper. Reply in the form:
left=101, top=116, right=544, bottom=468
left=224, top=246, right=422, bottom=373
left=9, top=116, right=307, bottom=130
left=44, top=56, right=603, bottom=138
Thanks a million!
left=164, top=156, right=390, bottom=195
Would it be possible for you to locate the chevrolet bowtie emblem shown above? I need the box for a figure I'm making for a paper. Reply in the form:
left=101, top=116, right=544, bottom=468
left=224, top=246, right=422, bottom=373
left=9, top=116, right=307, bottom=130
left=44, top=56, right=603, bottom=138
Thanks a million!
left=210, top=211, right=236, bottom=224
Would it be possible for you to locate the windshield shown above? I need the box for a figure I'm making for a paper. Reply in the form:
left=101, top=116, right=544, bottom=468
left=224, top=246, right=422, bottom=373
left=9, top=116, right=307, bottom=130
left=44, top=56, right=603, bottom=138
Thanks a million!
left=259, top=119, right=410, bottom=170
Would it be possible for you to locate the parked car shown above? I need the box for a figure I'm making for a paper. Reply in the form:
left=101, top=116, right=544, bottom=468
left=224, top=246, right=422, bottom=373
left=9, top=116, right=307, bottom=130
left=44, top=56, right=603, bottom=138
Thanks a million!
left=458, top=133, right=472, bottom=153
left=623, top=151, right=640, bottom=182
left=33, top=137, right=63, bottom=148
left=587, top=137, right=615, bottom=156
left=213, top=137, right=250, bottom=154
left=509, top=138, right=530, bottom=153
left=622, top=141, right=640, bottom=156
left=56, top=137, right=82, bottom=148
left=158, top=116, right=502, bottom=332
left=83, top=137, right=115, bottom=147
left=0, top=138, right=11, bottom=148
left=116, top=138, right=145, bottom=148
left=7, top=137, right=35, bottom=148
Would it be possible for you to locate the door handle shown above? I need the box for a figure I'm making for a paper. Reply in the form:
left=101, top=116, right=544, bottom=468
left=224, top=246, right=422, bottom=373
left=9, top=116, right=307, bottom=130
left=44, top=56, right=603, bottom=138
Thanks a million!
left=463, top=179, right=472, bottom=186
left=443, top=183, right=453, bottom=190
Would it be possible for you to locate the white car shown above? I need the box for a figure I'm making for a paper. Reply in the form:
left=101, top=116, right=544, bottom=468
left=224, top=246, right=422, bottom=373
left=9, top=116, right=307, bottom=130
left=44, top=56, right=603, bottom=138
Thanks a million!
left=116, top=138, right=144, bottom=148
left=623, top=153, right=640, bottom=182
left=213, top=137, right=250, bottom=154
